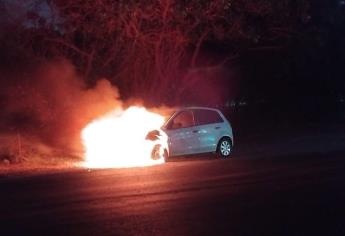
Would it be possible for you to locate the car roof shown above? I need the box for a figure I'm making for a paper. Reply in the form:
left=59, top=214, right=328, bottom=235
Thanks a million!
left=176, top=107, right=221, bottom=112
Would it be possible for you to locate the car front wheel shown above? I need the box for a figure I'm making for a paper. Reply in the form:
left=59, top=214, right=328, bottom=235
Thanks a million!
left=151, top=144, right=168, bottom=161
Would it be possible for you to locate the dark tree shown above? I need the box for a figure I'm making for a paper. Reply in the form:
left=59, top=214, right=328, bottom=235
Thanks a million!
left=1, top=0, right=312, bottom=104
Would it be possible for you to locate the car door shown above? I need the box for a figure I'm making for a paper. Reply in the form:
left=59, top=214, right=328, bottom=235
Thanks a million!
left=163, top=110, right=198, bottom=156
left=193, top=109, right=225, bottom=153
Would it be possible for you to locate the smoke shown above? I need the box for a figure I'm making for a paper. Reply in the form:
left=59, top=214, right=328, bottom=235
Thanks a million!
left=1, top=59, right=122, bottom=157
left=0, top=57, right=229, bottom=164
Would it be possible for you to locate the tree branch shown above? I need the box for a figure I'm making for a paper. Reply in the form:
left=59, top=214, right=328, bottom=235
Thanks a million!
left=45, top=38, right=89, bottom=57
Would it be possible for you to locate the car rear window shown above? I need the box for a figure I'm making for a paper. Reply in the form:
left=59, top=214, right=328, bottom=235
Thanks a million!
left=194, top=109, right=224, bottom=126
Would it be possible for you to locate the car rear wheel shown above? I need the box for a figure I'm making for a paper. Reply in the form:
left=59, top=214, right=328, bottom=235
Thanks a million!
left=217, top=137, right=232, bottom=158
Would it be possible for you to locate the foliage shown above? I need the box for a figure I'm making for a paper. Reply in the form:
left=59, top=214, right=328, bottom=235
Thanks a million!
left=2, top=0, right=334, bottom=104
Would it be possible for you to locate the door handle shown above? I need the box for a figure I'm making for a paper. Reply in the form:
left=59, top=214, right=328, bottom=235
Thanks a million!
left=192, top=130, right=199, bottom=133
left=215, top=126, right=221, bottom=130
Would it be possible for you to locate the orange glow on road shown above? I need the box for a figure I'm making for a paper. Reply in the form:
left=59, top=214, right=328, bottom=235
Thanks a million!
left=81, top=107, right=165, bottom=168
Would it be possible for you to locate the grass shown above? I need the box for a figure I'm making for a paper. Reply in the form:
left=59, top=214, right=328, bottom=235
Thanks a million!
left=0, top=133, right=82, bottom=176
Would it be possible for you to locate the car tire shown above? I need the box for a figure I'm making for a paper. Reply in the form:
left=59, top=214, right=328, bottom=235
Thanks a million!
left=217, top=137, right=232, bottom=158
left=151, top=144, right=169, bottom=161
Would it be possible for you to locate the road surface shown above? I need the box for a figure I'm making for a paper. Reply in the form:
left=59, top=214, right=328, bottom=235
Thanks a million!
left=1, top=152, right=345, bottom=235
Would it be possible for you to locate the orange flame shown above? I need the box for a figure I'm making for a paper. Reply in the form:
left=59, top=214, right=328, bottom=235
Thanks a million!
left=81, top=106, right=166, bottom=168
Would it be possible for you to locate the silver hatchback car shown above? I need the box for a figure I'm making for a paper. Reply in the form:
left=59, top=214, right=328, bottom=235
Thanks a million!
left=147, top=107, right=234, bottom=160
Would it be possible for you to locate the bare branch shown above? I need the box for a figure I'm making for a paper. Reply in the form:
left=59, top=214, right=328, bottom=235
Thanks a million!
left=45, top=38, right=89, bottom=57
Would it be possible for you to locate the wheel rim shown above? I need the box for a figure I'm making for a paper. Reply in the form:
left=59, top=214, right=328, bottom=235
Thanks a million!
left=153, top=148, right=162, bottom=160
left=153, top=150, right=160, bottom=159
left=220, top=140, right=231, bottom=156
left=152, top=145, right=167, bottom=160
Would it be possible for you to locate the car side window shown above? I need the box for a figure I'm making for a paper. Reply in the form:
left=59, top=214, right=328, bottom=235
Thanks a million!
left=194, top=109, right=224, bottom=126
left=168, top=111, right=194, bottom=129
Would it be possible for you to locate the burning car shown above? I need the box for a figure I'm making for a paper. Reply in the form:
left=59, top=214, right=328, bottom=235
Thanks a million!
left=146, top=107, right=234, bottom=160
